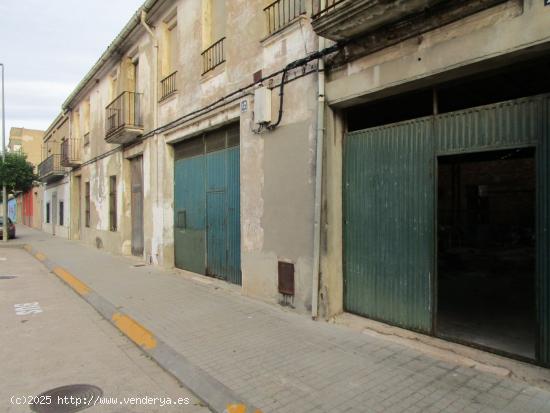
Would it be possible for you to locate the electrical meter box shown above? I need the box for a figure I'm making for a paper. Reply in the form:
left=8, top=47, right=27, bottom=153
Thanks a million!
left=254, top=86, right=272, bottom=125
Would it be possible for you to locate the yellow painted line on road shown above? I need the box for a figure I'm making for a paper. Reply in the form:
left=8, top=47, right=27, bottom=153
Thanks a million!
left=23, top=244, right=32, bottom=253
left=52, top=267, right=91, bottom=296
left=112, top=313, right=157, bottom=350
left=226, top=404, right=263, bottom=413
left=35, top=252, right=47, bottom=261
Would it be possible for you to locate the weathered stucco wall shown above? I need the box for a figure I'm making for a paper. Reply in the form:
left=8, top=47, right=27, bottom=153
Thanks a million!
left=156, top=0, right=319, bottom=313
left=42, top=178, right=70, bottom=239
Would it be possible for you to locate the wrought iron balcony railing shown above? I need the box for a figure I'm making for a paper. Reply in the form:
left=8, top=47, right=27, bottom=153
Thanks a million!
left=265, top=0, right=306, bottom=35
left=38, top=154, right=64, bottom=182
left=105, top=91, right=143, bottom=140
left=311, top=0, right=345, bottom=19
left=160, top=71, right=177, bottom=101
left=61, top=138, right=82, bottom=167
left=202, top=37, right=226, bottom=75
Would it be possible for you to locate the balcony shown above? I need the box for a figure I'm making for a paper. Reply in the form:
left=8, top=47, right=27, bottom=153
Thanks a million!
left=61, top=138, right=82, bottom=167
left=38, top=154, right=64, bottom=183
left=311, top=0, right=448, bottom=41
left=160, top=71, right=177, bottom=101
left=105, top=91, right=143, bottom=145
left=202, top=37, right=226, bottom=75
left=265, top=0, right=306, bottom=35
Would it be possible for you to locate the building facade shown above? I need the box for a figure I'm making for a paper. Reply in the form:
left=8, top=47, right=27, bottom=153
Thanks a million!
left=9, top=127, right=45, bottom=228
left=38, top=114, right=71, bottom=238
left=8, top=127, right=44, bottom=169
left=40, top=0, right=550, bottom=366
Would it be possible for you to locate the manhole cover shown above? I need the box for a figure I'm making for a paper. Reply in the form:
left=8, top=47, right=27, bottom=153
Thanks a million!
left=30, top=384, right=103, bottom=413
left=0, top=275, right=17, bottom=280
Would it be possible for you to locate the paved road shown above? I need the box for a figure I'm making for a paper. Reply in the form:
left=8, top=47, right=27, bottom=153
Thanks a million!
left=13, top=226, right=550, bottom=413
left=0, top=247, right=209, bottom=413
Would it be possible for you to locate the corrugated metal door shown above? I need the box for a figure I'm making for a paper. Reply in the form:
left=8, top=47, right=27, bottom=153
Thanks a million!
left=131, top=156, right=144, bottom=257
left=174, top=124, right=241, bottom=285
left=344, top=118, right=435, bottom=332
left=174, top=145, right=206, bottom=274
left=206, top=149, right=227, bottom=279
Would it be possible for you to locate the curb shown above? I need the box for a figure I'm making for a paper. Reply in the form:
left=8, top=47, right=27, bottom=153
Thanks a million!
left=23, top=244, right=261, bottom=413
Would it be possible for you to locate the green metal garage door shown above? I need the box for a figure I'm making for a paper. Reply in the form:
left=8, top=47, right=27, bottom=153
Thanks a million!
left=344, top=95, right=550, bottom=363
left=174, top=124, right=241, bottom=285
left=344, top=118, right=435, bottom=333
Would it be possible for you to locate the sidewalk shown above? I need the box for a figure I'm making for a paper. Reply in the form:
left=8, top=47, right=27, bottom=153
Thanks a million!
left=15, top=226, right=550, bottom=413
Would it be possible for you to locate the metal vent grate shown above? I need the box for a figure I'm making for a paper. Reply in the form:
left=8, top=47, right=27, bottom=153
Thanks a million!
left=278, top=261, right=295, bottom=295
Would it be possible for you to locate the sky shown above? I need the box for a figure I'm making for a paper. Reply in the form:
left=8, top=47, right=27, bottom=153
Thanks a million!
left=0, top=0, right=144, bottom=140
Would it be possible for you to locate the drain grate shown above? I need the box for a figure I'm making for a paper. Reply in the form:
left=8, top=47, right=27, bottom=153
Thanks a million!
left=0, top=275, right=17, bottom=280
left=30, top=384, right=103, bottom=413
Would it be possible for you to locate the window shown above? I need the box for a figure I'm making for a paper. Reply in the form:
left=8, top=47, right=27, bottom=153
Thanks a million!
left=73, top=109, right=80, bottom=140
left=160, top=14, right=178, bottom=99
left=166, top=19, right=178, bottom=75
left=46, top=203, right=50, bottom=224
left=207, top=0, right=226, bottom=45
left=85, top=182, right=90, bottom=228
left=110, top=74, right=118, bottom=101
left=83, top=98, right=90, bottom=135
left=201, top=0, right=227, bottom=74
left=109, top=176, right=117, bottom=232
left=59, top=201, right=64, bottom=226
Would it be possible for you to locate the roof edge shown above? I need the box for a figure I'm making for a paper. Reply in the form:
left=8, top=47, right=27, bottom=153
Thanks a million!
left=61, top=0, right=160, bottom=110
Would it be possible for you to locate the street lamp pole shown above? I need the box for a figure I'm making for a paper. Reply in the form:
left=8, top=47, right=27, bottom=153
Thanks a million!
left=1, top=63, right=7, bottom=243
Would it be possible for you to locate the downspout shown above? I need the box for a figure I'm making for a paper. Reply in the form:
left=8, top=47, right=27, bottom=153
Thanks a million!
left=140, top=10, right=158, bottom=130
left=312, top=9, right=326, bottom=320
left=140, top=9, right=161, bottom=264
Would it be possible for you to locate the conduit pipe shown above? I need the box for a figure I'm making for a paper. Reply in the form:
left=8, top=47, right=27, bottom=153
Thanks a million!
left=311, top=4, right=326, bottom=320
left=140, top=9, right=161, bottom=264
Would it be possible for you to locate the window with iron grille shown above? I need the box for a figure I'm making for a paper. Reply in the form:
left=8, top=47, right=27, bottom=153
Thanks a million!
left=59, top=201, right=64, bottom=226
left=109, top=176, right=117, bottom=232
left=85, top=182, right=90, bottom=228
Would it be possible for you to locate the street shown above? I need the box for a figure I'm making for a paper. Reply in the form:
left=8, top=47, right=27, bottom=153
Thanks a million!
left=0, top=247, right=209, bottom=413
left=0, top=225, right=547, bottom=413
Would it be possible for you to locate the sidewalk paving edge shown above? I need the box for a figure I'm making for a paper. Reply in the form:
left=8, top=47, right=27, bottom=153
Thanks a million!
left=23, top=244, right=260, bottom=413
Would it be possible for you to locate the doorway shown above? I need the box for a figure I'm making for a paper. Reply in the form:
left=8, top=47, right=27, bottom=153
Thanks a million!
left=130, top=156, right=144, bottom=257
left=51, top=192, right=58, bottom=236
left=74, top=176, right=81, bottom=240
left=173, top=124, right=241, bottom=285
left=436, top=148, right=536, bottom=359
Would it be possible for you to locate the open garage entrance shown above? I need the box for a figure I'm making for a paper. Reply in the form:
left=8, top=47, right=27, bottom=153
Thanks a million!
left=436, top=148, right=536, bottom=359
left=343, top=54, right=550, bottom=364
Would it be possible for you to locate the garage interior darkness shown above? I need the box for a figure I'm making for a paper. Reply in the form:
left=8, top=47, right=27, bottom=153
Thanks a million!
left=347, top=54, right=550, bottom=131
left=437, top=149, right=536, bottom=359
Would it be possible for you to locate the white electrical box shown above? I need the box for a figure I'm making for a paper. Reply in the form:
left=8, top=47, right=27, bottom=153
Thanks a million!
left=254, top=86, right=272, bottom=125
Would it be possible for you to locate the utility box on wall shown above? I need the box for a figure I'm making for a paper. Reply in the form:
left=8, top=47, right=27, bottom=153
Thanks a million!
left=254, top=86, right=272, bottom=125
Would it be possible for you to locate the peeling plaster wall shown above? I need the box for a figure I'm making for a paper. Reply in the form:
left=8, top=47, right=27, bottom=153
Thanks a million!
left=321, top=0, right=550, bottom=318
left=157, top=1, right=319, bottom=313
left=68, top=28, right=154, bottom=258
